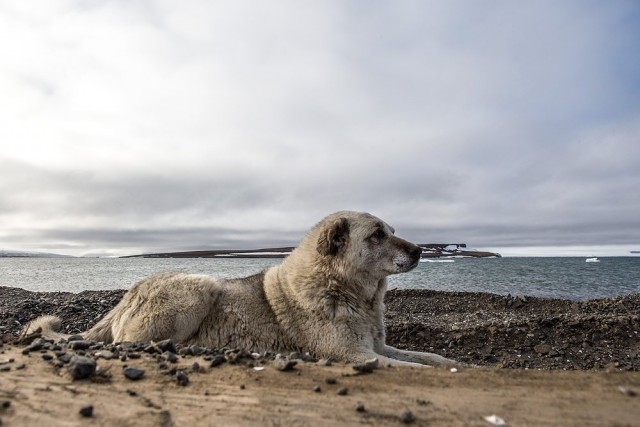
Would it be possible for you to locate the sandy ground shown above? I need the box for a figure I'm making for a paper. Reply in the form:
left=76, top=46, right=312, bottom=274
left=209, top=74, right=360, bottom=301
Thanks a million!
left=1, top=344, right=639, bottom=427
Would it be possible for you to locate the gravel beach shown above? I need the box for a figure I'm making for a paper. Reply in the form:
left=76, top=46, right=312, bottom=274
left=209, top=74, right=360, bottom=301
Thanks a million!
left=1, top=286, right=638, bottom=370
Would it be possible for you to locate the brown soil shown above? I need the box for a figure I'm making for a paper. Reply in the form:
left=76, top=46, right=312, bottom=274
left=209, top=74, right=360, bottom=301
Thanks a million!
left=1, top=344, right=639, bottom=426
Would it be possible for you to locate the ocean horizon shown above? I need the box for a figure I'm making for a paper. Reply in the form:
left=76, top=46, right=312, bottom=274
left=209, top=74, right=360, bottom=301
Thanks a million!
left=1, top=256, right=639, bottom=301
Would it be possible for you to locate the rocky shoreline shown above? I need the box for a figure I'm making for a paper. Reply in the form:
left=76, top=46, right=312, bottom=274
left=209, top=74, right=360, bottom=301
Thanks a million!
left=1, top=286, right=638, bottom=371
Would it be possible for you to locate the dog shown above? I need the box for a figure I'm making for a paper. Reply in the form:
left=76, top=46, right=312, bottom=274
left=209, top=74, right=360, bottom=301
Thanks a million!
left=27, top=211, right=456, bottom=367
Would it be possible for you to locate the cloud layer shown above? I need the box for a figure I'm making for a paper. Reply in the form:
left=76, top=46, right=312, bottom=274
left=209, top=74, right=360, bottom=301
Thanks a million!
left=1, top=1, right=639, bottom=256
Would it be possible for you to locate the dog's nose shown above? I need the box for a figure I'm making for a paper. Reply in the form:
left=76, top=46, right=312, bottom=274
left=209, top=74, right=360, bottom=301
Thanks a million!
left=410, top=245, right=422, bottom=261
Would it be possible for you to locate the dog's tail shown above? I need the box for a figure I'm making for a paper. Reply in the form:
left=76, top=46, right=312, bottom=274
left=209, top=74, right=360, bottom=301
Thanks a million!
left=24, top=312, right=114, bottom=343
left=23, top=315, right=69, bottom=342
left=82, top=309, right=115, bottom=342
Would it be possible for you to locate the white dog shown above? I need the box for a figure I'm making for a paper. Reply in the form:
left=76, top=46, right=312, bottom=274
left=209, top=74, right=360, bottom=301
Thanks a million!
left=28, top=211, right=456, bottom=367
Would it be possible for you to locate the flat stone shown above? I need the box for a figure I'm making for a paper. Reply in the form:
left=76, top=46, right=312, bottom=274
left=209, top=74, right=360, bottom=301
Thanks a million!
left=123, top=366, right=145, bottom=381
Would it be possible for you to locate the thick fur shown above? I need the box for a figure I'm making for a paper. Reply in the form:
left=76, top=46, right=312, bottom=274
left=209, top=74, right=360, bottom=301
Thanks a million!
left=26, top=211, right=456, bottom=367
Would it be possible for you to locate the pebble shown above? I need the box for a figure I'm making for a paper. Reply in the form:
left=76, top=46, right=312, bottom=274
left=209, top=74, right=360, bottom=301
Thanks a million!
left=326, top=377, right=337, bottom=385
left=155, top=339, right=177, bottom=354
left=337, top=387, right=348, bottom=396
left=353, top=357, right=379, bottom=374
left=356, top=403, right=366, bottom=412
left=273, top=355, right=297, bottom=372
left=123, top=366, right=145, bottom=381
left=2, top=400, right=11, bottom=409
left=399, top=410, right=415, bottom=424
left=210, top=355, right=226, bottom=367
left=79, top=404, right=94, bottom=418
left=312, top=385, right=321, bottom=393
left=165, top=352, right=178, bottom=363
left=68, top=355, right=96, bottom=380
left=68, top=340, right=93, bottom=351
left=176, top=370, right=189, bottom=386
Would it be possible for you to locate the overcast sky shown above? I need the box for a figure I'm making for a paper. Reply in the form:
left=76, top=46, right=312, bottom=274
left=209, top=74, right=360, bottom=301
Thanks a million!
left=1, top=1, right=639, bottom=257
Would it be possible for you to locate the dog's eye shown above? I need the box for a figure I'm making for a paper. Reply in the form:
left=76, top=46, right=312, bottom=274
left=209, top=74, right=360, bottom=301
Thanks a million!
left=370, top=229, right=386, bottom=241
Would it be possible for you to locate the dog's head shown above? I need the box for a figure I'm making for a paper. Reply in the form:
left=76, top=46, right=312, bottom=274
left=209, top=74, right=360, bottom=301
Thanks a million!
left=314, top=211, right=422, bottom=280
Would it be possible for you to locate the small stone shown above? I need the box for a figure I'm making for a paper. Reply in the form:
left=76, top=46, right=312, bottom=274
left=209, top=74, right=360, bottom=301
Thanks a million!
left=68, top=340, right=93, bottom=351
left=67, top=334, right=84, bottom=342
left=312, top=385, right=321, bottom=393
left=190, top=345, right=205, bottom=356
left=337, top=387, right=348, bottom=396
left=96, top=350, right=115, bottom=360
left=22, top=338, right=45, bottom=354
left=68, top=355, right=96, bottom=380
left=316, top=358, right=333, bottom=367
left=353, top=357, right=379, bottom=374
left=123, top=366, right=145, bottom=381
left=126, top=389, right=138, bottom=396
left=239, top=384, right=245, bottom=390
left=399, top=410, right=415, bottom=424
left=356, top=403, right=366, bottom=412
left=326, top=377, right=337, bottom=385
left=165, top=352, right=178, bottom=363
left=534, top=344, right=552, bottom=354
left=16, top=364, right=26, bottom=370
left=192, top=362, right=201, bottom=373
left=210, top=355, right=226, bottom=367
left=41, top=354, right=54, bottom=361
left=618, top=386, right=637, bottom=397
left=2, top=400, right=11, bottom=409
left=156, top=339, right=177, bottom=354
left=274, top=355, right=297, bottom=372
left=176, top=370, right=189, bottom=386
left=79, top=404, right=94, bottom=418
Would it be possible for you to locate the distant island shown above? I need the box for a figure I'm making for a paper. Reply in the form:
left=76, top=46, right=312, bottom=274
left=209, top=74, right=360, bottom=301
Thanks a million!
left=123, top=244, right=501, bottom=259
left=0, top=250, right=73, bottom=258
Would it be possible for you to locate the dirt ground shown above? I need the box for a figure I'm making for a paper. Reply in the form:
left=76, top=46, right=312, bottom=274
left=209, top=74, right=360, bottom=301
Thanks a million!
left=1, top=344, right=639, bottom=427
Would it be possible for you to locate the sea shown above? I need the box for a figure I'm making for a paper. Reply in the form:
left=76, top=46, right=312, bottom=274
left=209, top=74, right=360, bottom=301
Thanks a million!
left=1, top=257, right=639, bottom=301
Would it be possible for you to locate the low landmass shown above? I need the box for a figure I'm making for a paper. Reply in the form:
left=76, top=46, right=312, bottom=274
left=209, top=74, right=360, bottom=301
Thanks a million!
left=123, top=243, right=501, bottom=259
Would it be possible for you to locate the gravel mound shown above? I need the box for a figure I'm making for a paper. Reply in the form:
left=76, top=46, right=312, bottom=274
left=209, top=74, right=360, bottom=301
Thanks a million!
left=1, top=286, right=638, bottom=370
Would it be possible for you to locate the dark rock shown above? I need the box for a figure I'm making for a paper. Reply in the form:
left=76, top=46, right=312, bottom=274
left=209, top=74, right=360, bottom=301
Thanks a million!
left=326, top=377, right=337, bottom=385
left=356, top=403, right=366, bottom=412
left=68, top=340, right=93, bottom=351
left=337, top=387, right=348, bottom=396
left=79, top=404, right=94, bottom=417
left=68, top=355, right=96, bottom=380
left=399, top=410, right=415, bottom=423
left=22, top=338, right=45, bottom=354
left=353, top=358, right=378, bottom=374
left=156, top=339, right=177, bottom=354
left=165, top=352, right=178, bottom=363
left=176, top=370, right=189, bottom=386
left=312, top=385, right=321, bottom=393
left=210, top=355, right=226, bottom=368
left=41, top=354, right=54, bottom=361
left=123, top=366, right=145, bottom=381
left=67, top=334, right=84, bottom=341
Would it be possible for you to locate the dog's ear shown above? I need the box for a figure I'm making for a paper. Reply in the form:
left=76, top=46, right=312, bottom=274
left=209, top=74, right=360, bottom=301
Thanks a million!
left=317, top=217, right=350, bottom=256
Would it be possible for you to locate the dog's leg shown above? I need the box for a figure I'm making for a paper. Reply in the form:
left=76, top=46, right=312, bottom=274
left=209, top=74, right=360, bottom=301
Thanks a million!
left=383, top=345, right=458, bottom=367
left=350, top=351, right=433, bottom=368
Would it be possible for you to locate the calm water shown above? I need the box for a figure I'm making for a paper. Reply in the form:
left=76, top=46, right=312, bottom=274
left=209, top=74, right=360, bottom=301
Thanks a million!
left=1, top=257, right=639, bottom=300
